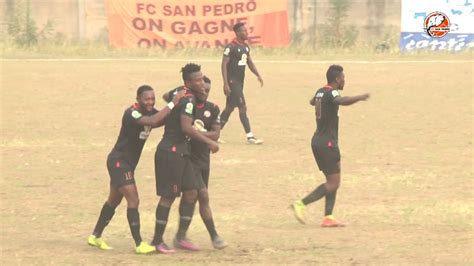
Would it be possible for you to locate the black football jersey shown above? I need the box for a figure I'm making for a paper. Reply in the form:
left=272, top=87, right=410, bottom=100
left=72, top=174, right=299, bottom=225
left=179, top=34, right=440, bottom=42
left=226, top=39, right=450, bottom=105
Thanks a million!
left=312, top=86, right=340, bottom=146
left=223, top=39, right=250, bottom=84
left=157, top=88, right=195, bottom=155
left=190, top=101, right=220, bottom=169
left=108, top=104, right=158, bottom=169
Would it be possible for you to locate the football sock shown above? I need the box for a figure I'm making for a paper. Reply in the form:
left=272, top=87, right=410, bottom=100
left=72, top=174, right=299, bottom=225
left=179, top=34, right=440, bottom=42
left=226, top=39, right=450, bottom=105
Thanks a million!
left=176, top=202, right=195, bottom=240
left=325, top=191, right=337, bottom=216
left=220, top=108, right=233, bottom=129
left=92, top=202, right=116, bottom=237
left=152, top=205, right=170, bottom=245
left=127, top=208, right=142, bottom=246
left=203, top=218, right=218, bottom=240
left=239, top=112, right=252, bottom=133
left=302, top=184, right=328, bottom=205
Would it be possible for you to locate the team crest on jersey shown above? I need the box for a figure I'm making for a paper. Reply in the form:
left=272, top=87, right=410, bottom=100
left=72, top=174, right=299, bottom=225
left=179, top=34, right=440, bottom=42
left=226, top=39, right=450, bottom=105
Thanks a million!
left=204, top=110, right=211, bottom=118
left=331, top=90, right=340, bottom=98
left=237, top=48, right=240, bottom=52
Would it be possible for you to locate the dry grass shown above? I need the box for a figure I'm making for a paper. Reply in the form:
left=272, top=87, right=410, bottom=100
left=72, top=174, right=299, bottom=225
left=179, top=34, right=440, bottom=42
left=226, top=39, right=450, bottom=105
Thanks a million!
left=1, top=54, right=473, bottom=264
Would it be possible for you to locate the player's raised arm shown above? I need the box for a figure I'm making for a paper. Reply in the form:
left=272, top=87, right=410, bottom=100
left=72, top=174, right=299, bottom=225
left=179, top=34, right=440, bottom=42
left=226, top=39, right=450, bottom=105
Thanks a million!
left=247, top=54, right=263, bottom=87
left=333, top=93, right=370, bottom=106
left=136, top=90, right=185, bottom=127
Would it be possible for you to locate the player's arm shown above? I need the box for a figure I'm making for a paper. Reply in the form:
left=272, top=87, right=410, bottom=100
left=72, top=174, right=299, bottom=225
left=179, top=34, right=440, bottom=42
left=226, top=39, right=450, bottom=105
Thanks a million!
left=135, top=90, right=185, bottom=127
left=221, top=46, right=231, bottom=96
left=162, top=88, right=178, bottom=103
left=201, top=106, right=221, bottom=140
left=221, top=57, right=231, bottom=96
left=247, top=54, right=263, bottom=87
left=181, top=115, right=219, bottom=153
left=200, top=124, right=220, bottom=141
left=162, top=92, right=171, bottom=103
left=333, top=93, right=370, bottom=106
left=310, top=95, right=316, bottom=106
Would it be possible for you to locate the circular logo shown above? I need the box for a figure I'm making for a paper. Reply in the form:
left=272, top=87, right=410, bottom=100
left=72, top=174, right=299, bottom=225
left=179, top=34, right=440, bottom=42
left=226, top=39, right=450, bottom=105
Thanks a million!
left=204, top=110, right=211, bottom=118
left=424, top=12, right=450, bottom=38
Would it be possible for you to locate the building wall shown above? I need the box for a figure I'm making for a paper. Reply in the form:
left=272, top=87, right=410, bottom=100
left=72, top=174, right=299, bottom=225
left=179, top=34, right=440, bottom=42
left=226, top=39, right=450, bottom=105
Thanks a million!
left=0, top=0, right=401, bottom=43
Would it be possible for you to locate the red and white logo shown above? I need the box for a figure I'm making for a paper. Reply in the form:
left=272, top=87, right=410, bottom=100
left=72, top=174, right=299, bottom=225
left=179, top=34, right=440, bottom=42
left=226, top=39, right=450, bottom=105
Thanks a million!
left=424, top=12, right=450, bottom=38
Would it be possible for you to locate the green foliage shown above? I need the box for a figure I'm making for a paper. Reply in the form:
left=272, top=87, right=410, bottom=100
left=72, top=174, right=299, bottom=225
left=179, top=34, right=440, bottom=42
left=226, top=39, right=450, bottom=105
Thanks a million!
left=38, top=19, right=56, bottom=41
left=320, top=0, right=359, bottom=48
left=6, top=0, right=38, bottom=47
left=5, top=0, right=58, bottom=47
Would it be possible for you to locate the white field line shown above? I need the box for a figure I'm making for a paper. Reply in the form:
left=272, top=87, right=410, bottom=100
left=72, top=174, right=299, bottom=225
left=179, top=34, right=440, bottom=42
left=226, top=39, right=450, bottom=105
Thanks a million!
left=1, top=58, right=473, bottom=64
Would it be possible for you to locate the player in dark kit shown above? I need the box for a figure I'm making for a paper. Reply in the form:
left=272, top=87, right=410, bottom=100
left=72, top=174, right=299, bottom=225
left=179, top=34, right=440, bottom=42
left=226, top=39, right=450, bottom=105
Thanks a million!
left=164, top=76, right=228, bottom=250
left=151, top=64, right=219, bottom=253
left=220, top=22, right=264, bottom=144
left=291, top=65, right=370, bottom=227
left=88, top=85, right=185, bottom=254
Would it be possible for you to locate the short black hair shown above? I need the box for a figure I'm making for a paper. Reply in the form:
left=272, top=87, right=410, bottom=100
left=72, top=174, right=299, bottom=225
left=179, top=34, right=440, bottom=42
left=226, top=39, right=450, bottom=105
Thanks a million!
left=203, top=75, right=211, bottom=84
left=181, top=63, right=201, bottom=81
left=137, top=85, right=153, bottom=97
left=233, top=23, right=245, bottom=33
left=326, top=65, right=344, bottom=83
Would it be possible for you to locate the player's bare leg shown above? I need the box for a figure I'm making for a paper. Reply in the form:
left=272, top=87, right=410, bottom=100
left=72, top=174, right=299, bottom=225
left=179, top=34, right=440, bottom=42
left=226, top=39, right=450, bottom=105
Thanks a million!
left=198, top=188, right=228, bottom=249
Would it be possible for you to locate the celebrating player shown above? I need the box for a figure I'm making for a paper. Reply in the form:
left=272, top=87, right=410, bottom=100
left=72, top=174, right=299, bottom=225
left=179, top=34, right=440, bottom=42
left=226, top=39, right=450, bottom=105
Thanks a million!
left=88, top=85, right=184, bottom=254
left=151, top=64, right=219, bottom=253
left=164, top=76, right=228, bottom=249
left=291, top=65, right=370, bottom=227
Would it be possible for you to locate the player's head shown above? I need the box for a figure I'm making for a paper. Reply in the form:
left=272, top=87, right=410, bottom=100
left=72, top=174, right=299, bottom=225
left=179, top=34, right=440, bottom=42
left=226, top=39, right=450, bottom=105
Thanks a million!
left=181, top=63, right=205, bottom=95
left=326, top=64, right=345, bottom=90
left=136, top=85, right=155, bottom=112
left=197, top=76, right=211, bottom=102
left=233, top=23, right=248, bottom=41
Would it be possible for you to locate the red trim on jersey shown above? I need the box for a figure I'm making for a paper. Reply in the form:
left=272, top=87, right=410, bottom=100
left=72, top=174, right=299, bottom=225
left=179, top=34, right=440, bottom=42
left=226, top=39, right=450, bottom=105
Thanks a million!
left=196, top=103, right=205, bottom=109
left=182, top=87, right=194, bottom=97
left=323, top=85, right=334, bottom=91
left=132, top=103, right=145, bottom=112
